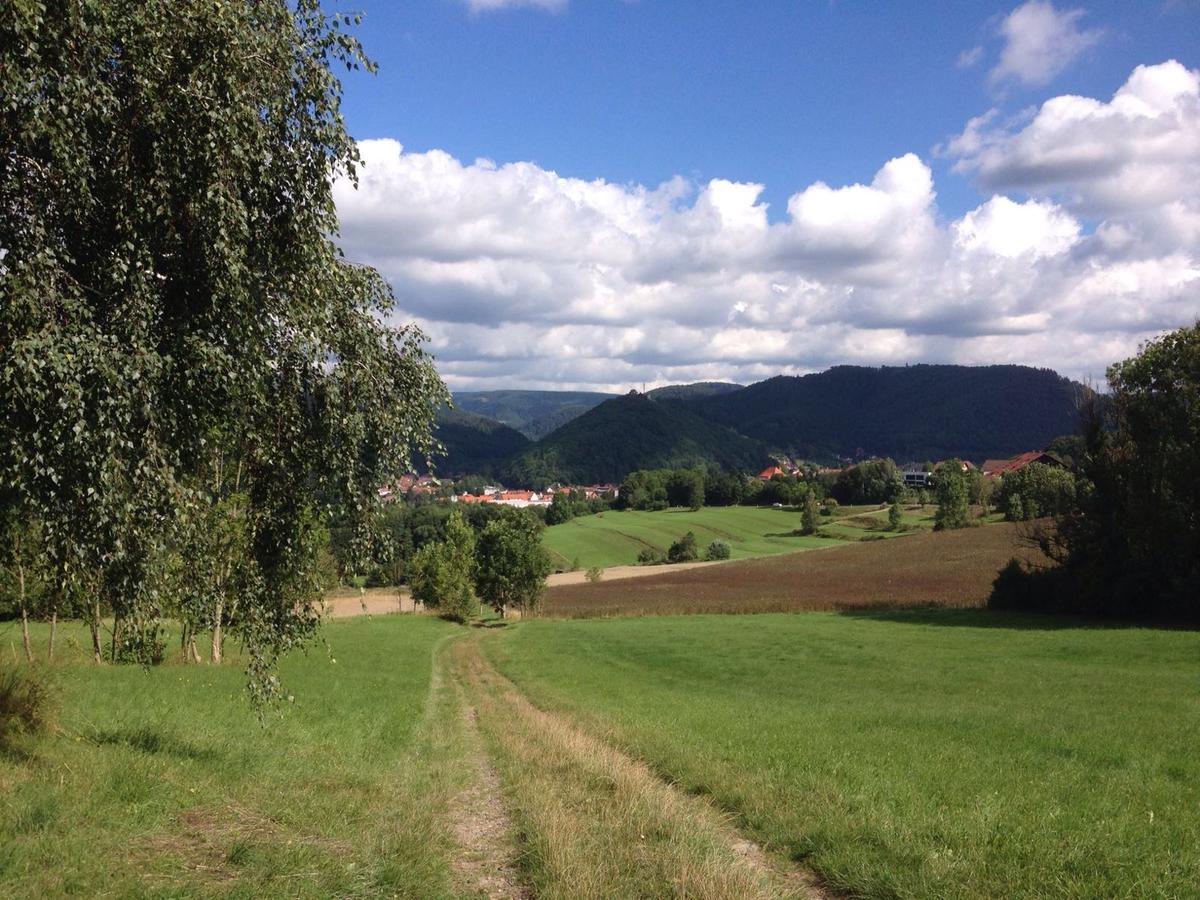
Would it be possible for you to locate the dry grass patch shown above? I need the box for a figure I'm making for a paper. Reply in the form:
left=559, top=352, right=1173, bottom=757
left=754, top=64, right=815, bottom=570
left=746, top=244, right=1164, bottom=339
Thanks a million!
left=542, top=522, right=1046, bottom=618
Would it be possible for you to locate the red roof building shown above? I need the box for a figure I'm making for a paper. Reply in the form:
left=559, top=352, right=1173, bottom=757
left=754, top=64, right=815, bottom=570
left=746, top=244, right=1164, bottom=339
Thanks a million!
left=981, top=451, right=1065, bottom=477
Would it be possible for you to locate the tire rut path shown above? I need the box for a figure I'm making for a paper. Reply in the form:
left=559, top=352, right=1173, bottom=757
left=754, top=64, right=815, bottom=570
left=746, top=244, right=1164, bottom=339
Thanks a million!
left=456, top=635, right=834, bottom=900
left=445, top=648, right=531, bottom=899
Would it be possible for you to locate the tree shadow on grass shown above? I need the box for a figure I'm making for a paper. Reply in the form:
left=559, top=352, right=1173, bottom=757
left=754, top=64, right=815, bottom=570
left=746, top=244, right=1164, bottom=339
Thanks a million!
left=88, top=726, right=219, bottom=761
left=836, top=605, right=1195, bottom=632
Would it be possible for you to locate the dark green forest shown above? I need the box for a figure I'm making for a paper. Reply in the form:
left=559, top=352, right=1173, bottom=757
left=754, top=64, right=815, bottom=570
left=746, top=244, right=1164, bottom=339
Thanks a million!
left=425, top=407, right=532, bottom=477
left=680, top=365, right=1086, bottom=462
left=503, top=392, right=770, bottom=486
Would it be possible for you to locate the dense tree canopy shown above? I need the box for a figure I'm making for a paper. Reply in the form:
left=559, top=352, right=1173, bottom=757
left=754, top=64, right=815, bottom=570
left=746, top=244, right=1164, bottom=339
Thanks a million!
left=0, top=0, right=446, bottom=698
left=994, top=324, right=1200, bottom=620
left=833, top=459, right=901, bottom=505
left=473, top=509, right=552, bottom=617
left=933, top=460, right=969, bottom=531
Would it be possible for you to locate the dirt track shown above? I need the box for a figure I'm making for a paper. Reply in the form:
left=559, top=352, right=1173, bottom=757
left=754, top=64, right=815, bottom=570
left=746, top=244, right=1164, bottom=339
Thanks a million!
left=322, top=561, right=721, bottom=619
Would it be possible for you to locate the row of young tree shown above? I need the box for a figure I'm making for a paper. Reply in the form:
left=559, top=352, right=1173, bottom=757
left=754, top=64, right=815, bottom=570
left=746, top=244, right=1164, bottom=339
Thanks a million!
left=1, top=1, right=447, bottom=702
left=615, top=467, right=829, bottom=512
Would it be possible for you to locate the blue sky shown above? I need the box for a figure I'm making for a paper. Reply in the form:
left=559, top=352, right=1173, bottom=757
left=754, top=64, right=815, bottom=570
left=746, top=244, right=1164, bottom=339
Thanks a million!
left=341, top=1, right=1197, bottom=218
left=331, top=1, right=1200, bottom=390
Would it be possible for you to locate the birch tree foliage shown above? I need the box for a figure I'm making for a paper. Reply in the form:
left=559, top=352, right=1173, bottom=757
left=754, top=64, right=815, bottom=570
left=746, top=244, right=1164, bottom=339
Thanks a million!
left=0, top=0, right=447, bottom=701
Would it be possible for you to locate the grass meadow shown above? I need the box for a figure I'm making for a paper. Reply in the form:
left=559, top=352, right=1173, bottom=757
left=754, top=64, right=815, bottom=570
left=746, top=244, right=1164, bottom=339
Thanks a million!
left=2, top=523, right=1191, bottom=898
left=485, top=611, right=1200, bottom=899
left=543, top=505, right=866, bottom=569
left=0, top=615, right=467, bottom=898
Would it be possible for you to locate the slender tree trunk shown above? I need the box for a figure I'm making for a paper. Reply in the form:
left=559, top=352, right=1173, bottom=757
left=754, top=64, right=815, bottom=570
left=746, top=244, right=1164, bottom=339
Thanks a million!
left=189, top=635, right=202, bottom=664
left=110, top=615, right=122, bottom=663
left=47, top=602, right=57, bottom=661
left=90, top=599, right=102, bottom=663
left=17, top=562, right=32, bottom=663
left=211, top=597, right=223, bottom=664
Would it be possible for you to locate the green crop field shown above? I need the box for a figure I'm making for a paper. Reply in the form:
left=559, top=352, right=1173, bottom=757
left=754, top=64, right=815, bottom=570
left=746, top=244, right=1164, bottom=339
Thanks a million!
left=485, top=612, right=1200, bottom=898
left=542, top=505, right=853, bottom=569
left=0, top=616, right=467, bottom=898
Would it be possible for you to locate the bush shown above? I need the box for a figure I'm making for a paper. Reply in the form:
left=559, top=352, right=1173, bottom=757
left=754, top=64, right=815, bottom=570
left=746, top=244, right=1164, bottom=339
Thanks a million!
left=0, top=667, right=54, bottom=752
left=996, top=462, right=1076, bottom=521
left=667, top=531, right=699, bottom=563
left=988, top=557, right=1076, bottom=613
left=636, top=548, right=664, bottom=566
left=704, top=540, right=731, bottom=561
left=822, top=499, right=838, bottom=517
left=585, top=566, right=603, bottom=583
left=113, top=623, right=167, bottom=666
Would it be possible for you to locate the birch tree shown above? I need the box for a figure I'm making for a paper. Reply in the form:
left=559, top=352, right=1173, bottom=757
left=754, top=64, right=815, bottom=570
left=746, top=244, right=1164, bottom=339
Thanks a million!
left=1, top=0, right=446, bottom=701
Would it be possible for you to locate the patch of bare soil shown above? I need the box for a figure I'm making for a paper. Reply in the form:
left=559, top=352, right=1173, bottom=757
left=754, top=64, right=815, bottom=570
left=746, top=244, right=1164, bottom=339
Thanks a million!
left=322, top=588, right=414, bottom=618
left=449, top=705, right=530, bottom=899
left=546, top=560, right=718, bottom=586
left=543, top=521, right=1049, bottom=618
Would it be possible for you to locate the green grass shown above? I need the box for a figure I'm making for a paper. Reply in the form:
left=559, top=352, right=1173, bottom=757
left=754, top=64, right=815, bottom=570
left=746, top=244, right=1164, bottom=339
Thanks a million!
left=485, top=612, right=1200, bottom=898
left=542, top=506, right=847, bottom=568
left=0, top=615, right=465, bottom=898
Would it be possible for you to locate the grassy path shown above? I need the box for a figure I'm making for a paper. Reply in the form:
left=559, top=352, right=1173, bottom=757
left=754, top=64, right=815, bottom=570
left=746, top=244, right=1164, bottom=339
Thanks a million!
left=444, top=648, right=530, bottom=899
left=452, top=632, right=827, bottom=899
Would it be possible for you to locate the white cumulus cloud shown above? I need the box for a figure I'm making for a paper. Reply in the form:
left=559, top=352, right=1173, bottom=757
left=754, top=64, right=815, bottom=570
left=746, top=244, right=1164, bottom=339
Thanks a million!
left=334, top=62, right=1200, bottom=391
left=990, top=1, right=1103, bottom=88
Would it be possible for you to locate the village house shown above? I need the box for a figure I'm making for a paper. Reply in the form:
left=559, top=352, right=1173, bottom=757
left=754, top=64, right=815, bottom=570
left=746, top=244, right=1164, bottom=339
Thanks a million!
left=901, top=466, right=932, bottom=488
left=981, top=451, right=1066, bottom=478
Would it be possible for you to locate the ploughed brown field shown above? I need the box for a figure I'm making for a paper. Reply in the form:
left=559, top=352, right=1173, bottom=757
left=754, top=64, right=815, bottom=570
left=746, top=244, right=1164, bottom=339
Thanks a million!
left=542, top=521, right=1047, bottom=618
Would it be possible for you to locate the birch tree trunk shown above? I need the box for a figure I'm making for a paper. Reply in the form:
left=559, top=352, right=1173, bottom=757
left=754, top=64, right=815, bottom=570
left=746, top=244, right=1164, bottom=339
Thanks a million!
left=90, top=599, right=102, bottom=663
left=18, top=562, right=32, bottom=663
left=211, top=597, right=223, bottom=664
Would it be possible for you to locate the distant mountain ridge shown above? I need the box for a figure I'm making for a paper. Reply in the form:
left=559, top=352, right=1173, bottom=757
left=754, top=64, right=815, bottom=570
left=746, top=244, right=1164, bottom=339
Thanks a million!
left=681, top=365, right=1085, bottom=463
left=434, top=367, right=1086, bottom=485
left=645, top=381, right=742, bottom=402
left=451, top=390, right=613, bottom=439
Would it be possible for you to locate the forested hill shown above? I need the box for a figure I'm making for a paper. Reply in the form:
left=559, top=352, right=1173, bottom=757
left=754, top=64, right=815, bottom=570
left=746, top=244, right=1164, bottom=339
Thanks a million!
left=503, top=392, right=770, bottom=486
left=645, top=381, right=742, bottom=401
left=425, top=407, right=532, bottom=477
left=680, top=365, right=1086, bottom=462
left=451, top=390, right=613, bottom=439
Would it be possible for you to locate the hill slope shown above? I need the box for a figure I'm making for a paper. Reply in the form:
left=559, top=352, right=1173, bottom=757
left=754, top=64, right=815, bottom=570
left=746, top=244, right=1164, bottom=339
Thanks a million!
left=451, top=390, right=613, bottom=439
left=645, top=381, right=742, bottom=402
left=685, top=365, right=1084, bottom=461
left=504, top=392, right=769, bottom=485
left=427, top=407, right=532, bottom=477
